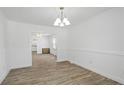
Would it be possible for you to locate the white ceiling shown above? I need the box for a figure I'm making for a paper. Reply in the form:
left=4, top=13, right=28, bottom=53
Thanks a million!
left=0, top=7, right=110, bottom=27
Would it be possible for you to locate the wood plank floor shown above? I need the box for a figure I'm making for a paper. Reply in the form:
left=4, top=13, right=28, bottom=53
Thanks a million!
left=2, top=52, right=120, bottom=85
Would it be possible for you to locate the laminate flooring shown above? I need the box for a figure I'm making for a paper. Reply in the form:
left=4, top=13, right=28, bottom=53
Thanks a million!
left=2, top=52, right=120, bottom=85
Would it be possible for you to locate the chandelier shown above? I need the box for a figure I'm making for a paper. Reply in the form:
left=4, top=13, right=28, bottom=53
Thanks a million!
left=54, top=7, right=71, bottom=27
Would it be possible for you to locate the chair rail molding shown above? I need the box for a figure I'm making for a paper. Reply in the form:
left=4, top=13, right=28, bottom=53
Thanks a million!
left=67, top=48, right=124, bottom=56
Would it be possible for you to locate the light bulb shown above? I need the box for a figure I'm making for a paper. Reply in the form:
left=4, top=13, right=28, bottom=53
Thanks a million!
left=60, top=23, right=64, bottom=27
left=66, top=20, right=71, bottom=25
left=63, top=18, right=68, bottom=23
left=54, top=18, right=61, bottom=26
left=63, top=18, right=70, bottom=25
left=54, top=21, right=59, bottom=26
left=36, top=33, right=42, bottom=38
left=56, top=18, right=61, bottom=23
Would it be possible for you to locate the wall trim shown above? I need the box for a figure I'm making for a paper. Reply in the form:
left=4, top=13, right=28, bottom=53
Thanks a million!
left=0, top=69, right=10, bottom=84
left=10, top=64, right=32, bottom=70
left=68, top=48, right=124, bottom=56
left=57, top=59, right=69, bottom=62
left=69, top=60, right=124, bottom=84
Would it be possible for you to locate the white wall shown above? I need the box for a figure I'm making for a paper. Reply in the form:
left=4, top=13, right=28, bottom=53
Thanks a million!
left=49, top=36, right=57, bottom=56
left=0, top=10, right=9, bottom=83
left=37, top=36, right=50, bottom=54
left=7, top=20, right=68, bottom=69
left=37, top=35, right=57, bottom=55
left=67, top=8, right=124, bottom=84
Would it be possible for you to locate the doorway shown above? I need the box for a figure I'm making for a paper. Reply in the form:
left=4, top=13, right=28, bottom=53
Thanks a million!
left=31, top=32, right=57, bottom=66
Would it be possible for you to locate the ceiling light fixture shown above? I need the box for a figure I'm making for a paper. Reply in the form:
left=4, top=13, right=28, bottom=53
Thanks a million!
left=54, top=7, right=71, bottom=27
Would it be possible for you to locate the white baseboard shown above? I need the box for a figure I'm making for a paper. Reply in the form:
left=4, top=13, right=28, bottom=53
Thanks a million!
left=56, top=59, right=68, bottom=62
left=0, top=69, right=10, bottom=84
left=10, top=64, right=32, bottom=70
left=87, top=66, right=124, bottom=84
left=69, top=60, right=124, bottom=84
